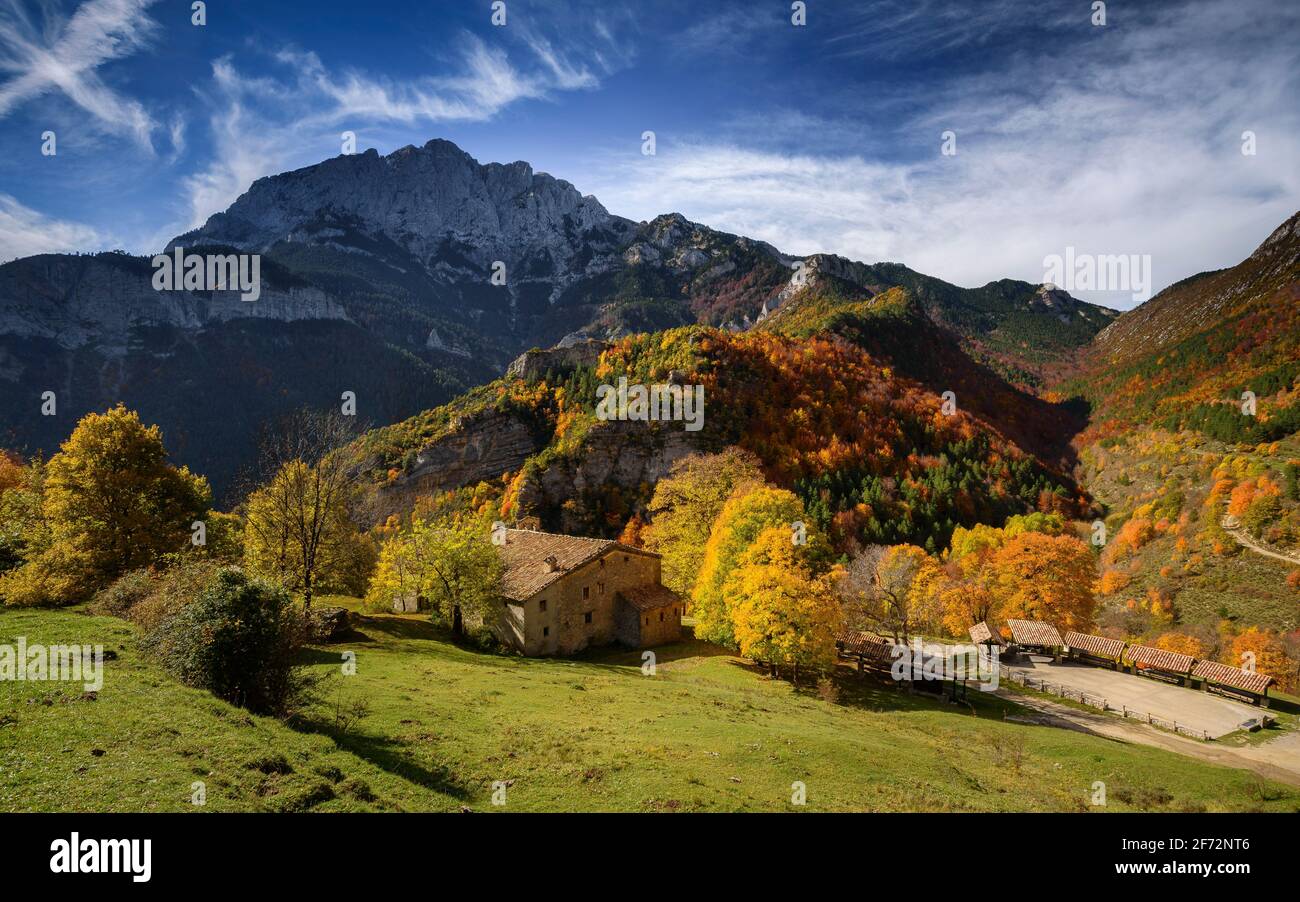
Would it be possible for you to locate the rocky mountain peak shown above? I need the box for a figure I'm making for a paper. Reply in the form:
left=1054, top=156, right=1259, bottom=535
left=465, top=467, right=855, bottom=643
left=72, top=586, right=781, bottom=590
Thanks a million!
left=172, top=138, right=629, bottom=274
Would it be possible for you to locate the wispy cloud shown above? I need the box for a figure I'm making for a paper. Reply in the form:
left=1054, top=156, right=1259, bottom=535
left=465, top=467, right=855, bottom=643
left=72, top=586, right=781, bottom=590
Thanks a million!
left=178, top=30, right=614, bottom=233
left=0, top=0, right=160, bottom=150
left=0, top=193, right=105, bottom=261
left=586, top=0, right=1300, bottom=308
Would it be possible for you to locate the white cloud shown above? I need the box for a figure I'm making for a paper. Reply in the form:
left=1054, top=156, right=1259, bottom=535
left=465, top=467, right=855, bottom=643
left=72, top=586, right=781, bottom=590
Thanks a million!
left=0, top=193, right=106, bottom=261
left=584, top=0, right=1300, bottom=309
left=178, top=32, right=606, bottom=233
left=0, top=0, right=160, bottom=150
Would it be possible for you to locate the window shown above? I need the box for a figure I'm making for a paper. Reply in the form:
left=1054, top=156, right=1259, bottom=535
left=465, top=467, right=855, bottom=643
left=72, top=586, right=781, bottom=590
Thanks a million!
left=623, top=555, right=629, bottom=563
left=543, top=626, right=549, bottom=637
left=539, top=599, right=547, bottom=613
left=582, top=586, right=590, bottom=600
left=644, top=616, right=649, bottom=625
left=659, top=611, right=664, bottom=622
left=583, top=611, right=593, bottom=625
left=597, top=582, right=605, bottom=595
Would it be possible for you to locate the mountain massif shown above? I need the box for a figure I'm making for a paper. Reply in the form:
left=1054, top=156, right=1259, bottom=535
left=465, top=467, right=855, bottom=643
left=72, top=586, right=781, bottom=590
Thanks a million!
left=2, top=135, right=1297, bottom=682
left=0, top=138, right=1118, bottom=498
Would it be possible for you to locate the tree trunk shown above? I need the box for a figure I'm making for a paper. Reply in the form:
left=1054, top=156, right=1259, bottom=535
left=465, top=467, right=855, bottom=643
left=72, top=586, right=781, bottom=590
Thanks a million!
left=452, top=604, right=463, bottom=638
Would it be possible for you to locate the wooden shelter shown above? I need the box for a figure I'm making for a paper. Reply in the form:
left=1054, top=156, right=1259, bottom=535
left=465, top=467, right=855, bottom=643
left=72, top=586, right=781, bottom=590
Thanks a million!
left=836, top=630, right=896, bottom=673
left=968, top=621, right=1006, bottom=649
left=1063, top=631, right=1126, bottom=669
left=1006, top=619, right=1064, bottom=659
left=1191, top=660, right=1275, bottom=707
left=835, top=632, right=973, bottom=702
left=1125, top=644, right=1195, bottom=685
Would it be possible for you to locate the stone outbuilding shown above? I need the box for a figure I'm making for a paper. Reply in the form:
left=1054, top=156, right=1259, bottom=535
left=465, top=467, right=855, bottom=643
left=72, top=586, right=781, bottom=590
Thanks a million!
left=493, top=527, right=683, bottom=656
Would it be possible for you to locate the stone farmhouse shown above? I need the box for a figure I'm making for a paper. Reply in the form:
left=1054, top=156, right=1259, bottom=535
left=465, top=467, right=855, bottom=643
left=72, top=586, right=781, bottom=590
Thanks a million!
left=494, top=527, right=684, bottom=656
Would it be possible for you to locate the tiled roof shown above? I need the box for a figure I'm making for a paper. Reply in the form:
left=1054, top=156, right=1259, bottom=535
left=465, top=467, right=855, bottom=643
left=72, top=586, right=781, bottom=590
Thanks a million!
left=1126, top=644, right=1195, bottom=675
left=618, top=585, right=682, bottom=612
left=1064, top=631, right=1126, bottom=660
left=497, top=529, right=654, bottom=601
left=1006, top=619, right=1064, bottom=648
left=837, top=630, right=897, bottom=662
left=1192, top=660, right=1274, bottom=694
left=969, top=621, right=1005, bottom=645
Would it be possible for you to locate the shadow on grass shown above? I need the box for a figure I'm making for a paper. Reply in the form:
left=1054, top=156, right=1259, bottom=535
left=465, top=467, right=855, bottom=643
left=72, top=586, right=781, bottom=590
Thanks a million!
left=289, top=715, right=473, bottom=802
left=569, top=633, right=733, bottom=670
left=344, top=614, right=444, bottom=643
left=339, top=616, right=734, bottom=679
left=728, top=657, right=1030, bottom=719
left=1267, top=696, right=1300, bottom=716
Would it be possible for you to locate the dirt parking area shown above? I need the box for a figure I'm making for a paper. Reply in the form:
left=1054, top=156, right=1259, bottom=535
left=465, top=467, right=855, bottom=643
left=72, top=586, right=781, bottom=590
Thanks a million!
left=1005, top=657, right=1261, bottom=739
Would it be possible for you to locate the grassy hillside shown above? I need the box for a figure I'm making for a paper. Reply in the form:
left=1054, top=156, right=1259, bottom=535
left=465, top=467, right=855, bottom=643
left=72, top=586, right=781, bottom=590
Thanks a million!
left=3, top=604, right=1296, bottom=813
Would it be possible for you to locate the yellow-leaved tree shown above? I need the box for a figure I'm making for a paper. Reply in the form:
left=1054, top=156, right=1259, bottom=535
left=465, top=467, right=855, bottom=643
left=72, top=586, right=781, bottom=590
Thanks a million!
left=727, top=527, right=842, bottom=682
left=691, top=481, right=828, bottom=647
left=242, top=409, right=373, bottom=608
left=644, top=447, right=764, bottom=596
left=363, top=515, right=503, bottom=637
left=0, top=405, right=210, bottom=606
left=243, top=460, right=371, bottom=606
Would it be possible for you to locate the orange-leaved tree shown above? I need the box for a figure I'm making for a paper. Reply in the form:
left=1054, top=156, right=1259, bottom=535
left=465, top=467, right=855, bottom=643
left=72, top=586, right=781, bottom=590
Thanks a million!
left=987, top=532, right=1096, bottom=632
left=1153, top=631, right=1208, bottom=660
left=1229, top=627, right=1295, bottom=690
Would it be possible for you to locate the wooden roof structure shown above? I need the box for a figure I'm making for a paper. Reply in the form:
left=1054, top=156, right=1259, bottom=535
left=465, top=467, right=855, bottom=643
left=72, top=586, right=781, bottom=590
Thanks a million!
left=1006, top=619, right=1064, bottom=648
left=837, top=630, right=896, bottom=663
left=1126, top=644, right=1195, bottom=675
left=1063, top=631, right=1126, bottom=660
left=968, top=621, right=1006, bottom=646
left=1191, top=660, right=1275, bottom=695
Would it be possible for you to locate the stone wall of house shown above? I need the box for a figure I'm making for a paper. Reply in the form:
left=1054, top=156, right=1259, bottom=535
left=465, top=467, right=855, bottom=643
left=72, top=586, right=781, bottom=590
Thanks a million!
left=515, top=548, right=661, bottom=655
left=633, top=603, right=684, bottom=648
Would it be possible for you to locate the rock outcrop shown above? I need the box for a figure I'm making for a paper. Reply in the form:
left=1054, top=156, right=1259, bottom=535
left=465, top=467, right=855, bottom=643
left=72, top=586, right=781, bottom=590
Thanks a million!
left=505, top=338, right=608, bottom=380
left=367, top=409, right=542, bottom=521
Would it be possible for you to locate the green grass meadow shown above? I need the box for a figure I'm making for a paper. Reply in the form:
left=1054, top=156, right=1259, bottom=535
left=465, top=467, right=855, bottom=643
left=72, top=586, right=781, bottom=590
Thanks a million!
left=2, top=602, right=1296, bottom=813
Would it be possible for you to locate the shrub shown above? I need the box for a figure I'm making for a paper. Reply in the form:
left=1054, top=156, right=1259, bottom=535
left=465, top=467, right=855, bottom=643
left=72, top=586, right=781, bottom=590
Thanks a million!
left=143, top=567, right=309, bottom=715
left=89, top=568, right=158, bottom=618
left=89, top=556, right=224, bottom=630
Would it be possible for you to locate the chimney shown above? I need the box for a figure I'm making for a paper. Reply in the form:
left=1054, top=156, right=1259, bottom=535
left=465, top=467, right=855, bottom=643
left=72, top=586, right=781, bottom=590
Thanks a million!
left=543, top=555, right=560, bottom=573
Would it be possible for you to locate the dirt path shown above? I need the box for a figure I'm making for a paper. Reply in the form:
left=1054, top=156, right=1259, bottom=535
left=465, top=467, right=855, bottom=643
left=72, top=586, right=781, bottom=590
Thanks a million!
left=1221, top=516, right=1300, bottom=566
left=996, top=689, right=1300, bottom=788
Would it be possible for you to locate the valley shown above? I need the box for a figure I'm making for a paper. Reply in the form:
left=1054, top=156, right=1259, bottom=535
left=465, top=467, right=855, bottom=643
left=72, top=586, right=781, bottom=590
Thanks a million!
left=2, top=139, right=1297, bottom=816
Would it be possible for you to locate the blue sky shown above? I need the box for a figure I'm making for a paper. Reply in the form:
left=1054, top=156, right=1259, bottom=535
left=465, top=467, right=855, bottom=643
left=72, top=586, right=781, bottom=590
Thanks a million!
left=0, top=0, right=1297, bottom=308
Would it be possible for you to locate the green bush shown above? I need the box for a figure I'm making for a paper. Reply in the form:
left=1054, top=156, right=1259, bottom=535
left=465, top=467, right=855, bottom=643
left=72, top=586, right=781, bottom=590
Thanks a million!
left=143, top=567, right=309, bottom=715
